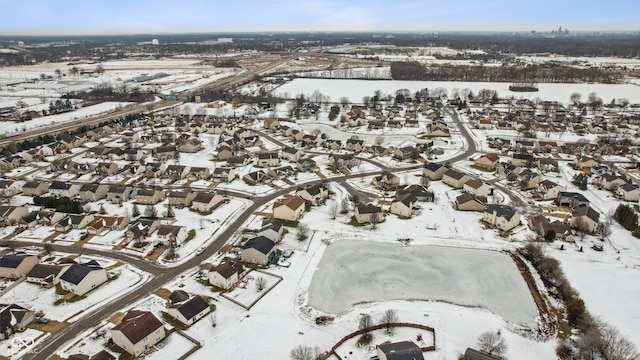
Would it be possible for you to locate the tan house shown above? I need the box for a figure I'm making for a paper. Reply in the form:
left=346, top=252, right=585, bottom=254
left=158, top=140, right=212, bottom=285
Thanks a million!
left=168, top=191, right=196, bottom=207
left=0, top=206, right=29, bottom=226
left=256, top=152, right=280, bottom=167
left=442, top=169, right=471, bottom=188
left=78, top=184, right=109, bottom=202
left=571, top=206, right=600, bottom=233
left=0, top=253, right=39, bottom=279
left=26, top=263, right=68, bottom=287
left=209, top=261, right=245, bottom=289
left=534, top=180, right=566, bottom=200
left=178, top=138, right=202, bottom=153
left=482, top=205, right=521, bottom=232
left=136, top=189, right=165, bottom=205
left=166, top=292, right=211, bottom=326
left=462, top=178, right=492, bottom=197
left=355, top=203, right=383, bottom=224
left=371, top=171, right=401, bottom=191
left=241, top=236, right=276, bottom=265
left=191, top=192, right=224, bottom=212
left=423, top=163, right=448, bottom=180
left=390, top=194, right=419, bottom=218
left=474, top=153, right=499, bottom=170
left=296, top=184, right=329, bottom=206
left=87, top=216, right=131, bottom=235
left=212, top=167, right=235, bottom=183
left=59, top=260, right=108, bottom=296
left=111, top=310, right=166, bottom=357
left=22, top=181, right=49, bottom=196
left=54, top=214, right=95, bottom=232
left=272, top=196, right=306, bottom=221
left=455, top=193, right=485, bottom=211
left=186, top=167, right=211, bottom=181
left=574, top=156, right=599, bottom=171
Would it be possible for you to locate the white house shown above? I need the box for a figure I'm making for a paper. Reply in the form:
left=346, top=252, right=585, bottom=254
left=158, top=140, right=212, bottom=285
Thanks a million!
left=111, top=310, right=165, bottom=357
left=59, top=260, right=108, bottom=296
left=167, top=293, right=210, bottom=326
left=209, top=261, right=245, bottom=289
left=482, top=204, right=521, bottom=232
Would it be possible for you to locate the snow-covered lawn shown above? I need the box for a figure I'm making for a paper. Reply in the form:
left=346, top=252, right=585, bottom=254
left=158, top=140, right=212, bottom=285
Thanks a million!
left=0, top=328, right=46, bottom=359
left=220, top=270, right=282, bottom=309
left=0, top=261, right=150, bottom=323
left=144, top=332, right=196, bottom=360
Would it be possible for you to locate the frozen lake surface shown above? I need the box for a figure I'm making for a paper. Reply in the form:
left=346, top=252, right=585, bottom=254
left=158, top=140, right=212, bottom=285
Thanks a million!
left=308, top=240, right=538, bottom=327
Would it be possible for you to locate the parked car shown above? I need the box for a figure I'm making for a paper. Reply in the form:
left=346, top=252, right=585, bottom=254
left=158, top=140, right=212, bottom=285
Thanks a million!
left=79, top=233, right=89, bottom=240
left=35, top=317, right=49, bottom=324
left=147, top=249, right=155, bottom=256
left=14, top=227, right=25, bottom=234
left=195, top=247, right=206, bottom=255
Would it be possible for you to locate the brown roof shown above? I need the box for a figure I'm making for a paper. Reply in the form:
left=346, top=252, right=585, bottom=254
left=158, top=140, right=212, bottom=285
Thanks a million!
left=275, top=196, right=305, bottom=211
left=112, top=310, right=163, bottom=344
left=211, top=261, right=244, bottom=279
left=480, top=153, right=499, bottom=162
left=464, top=178, right=483, bottom=189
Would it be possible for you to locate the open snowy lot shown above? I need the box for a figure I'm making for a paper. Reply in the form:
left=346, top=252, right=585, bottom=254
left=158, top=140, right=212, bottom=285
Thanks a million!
left=308, top=240, right=538, bottom=328
left=276, top=78, right=640, bottom=105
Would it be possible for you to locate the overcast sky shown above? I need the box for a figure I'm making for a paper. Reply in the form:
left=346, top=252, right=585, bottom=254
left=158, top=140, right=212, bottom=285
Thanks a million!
left=1, top=0, right=638, bottom=35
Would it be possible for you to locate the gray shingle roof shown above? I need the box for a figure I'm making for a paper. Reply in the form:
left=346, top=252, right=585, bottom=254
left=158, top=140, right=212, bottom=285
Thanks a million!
left=242, top=236, right=275, bottom=255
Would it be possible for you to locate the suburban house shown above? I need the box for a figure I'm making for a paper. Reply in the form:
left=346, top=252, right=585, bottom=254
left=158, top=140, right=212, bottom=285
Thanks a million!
left=79, top=184, right=109, bottom=202
left=243, top=170, right=269, bottom=185
left=272, top=196, right=306, bottom=221
left=267, top=165, right=296, bottom=180
left=516, top=169, right=544, bottom=189
left=296, top=184, right=329, bottom=206
left=0, top=206, right=29, bottom=226
left=59, top=260, right=108, bottom=296
left=111, top=310, right=165, bottom=357
left=345, top=138, right=365, bottom=153
left=21, top=181, right=49, bottom=196
left=534, top=180, right=566, bottom=200
left=328, top=153, right=357, bottom=169
left=95, top=162, right=119, bottom=177
left=528, top=214, right=573, bottom=241
left=166, top=291, right=210, bottom=326
left=394, top=146, right=419, bottom=161
left=26, top=263, right=68, bottom=287
left=280, top=146, right=304, bottom=162
left=126, top=219, right=161, bottom=240
left=390, top=193, right=419, bottom=218
left=556, top=192, right=590, bottom=209
left=135, top=188, right=165, bottom=205
left=0, top=253, right=39, bottom=279
left=212, top=167, right=235, bottom=183
left=396, top=185, right=434, bottom=202
left=371, top=171, right=401, bottom=191
left=571, top=206, right=600, bottom=233
left=618, top=183, right=640, bottom=201
left=574, top=155, right=599, bottom=172
left=377, top=341, right=424, bottom=360
left=462, top=178, right=493, bottom=197
left=54, top=214, right=96, bottom=232
left=423, top=163, right=448, bottom=180
left=227, top=154, right=252, bottom=167
left=191, top=192, right=225, bottom=212
left=455, top=193, right=485, bottom=211
left=156, top=225, right=187, bottom=247
left=164, top=165, right=188, bottom=180
left=216, top=145, right=233, bottom=161
left=442, top=169, right=471, bottom=188
left=354, top=203, right=384, bottom=224
left=0, top=304, right=35, bottom=340
left=167, top=191, right=196, bottom=207
left=20, top=210, right=64, bottom=228
left=510, top=153, right=534, bottom=167
left=186, top=166, right=211, bottom=181
left=178, top=138, right=202, bottom=153
left=256, top=218, right=284, bottom=242
left=87, top=216, right=131, bottom=235
left=595, top=173, right=628, bottom=191
left=256, top=152, right=280, bottom=167
left=474, top=153, right=499, bottom=170
left=241, top=236, right=276, bottom=265
left=209, top=261, right=245, bottom=290
left=464, top=347, right=502, bottom=360
left=48, top=181, right=80, bottom=198
left=107, top=185, right=134, bottom=203
left=482, top=204, right=521, bottom=232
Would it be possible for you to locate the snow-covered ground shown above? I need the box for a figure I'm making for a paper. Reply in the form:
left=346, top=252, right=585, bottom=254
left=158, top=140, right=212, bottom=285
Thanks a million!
left=275, top=78, right=640, bottom=106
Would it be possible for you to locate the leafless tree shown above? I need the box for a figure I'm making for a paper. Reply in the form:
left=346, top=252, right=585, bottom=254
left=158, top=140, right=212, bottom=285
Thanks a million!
left=477, top=331, right=507, bottom=357
left=600, top=215, right=613, bottom=241
left=380, top=309, right=398, bottom=334
left=358, top=313, right=373, bottom=332
left=255, top=277, right=266, bottom=292
left=339, top=96, right=350, bottom=110
left=599, top=325, right=640, bottom=360
left=570, top=92, right=582, bottom=106
left=341, top=197, right=350, bottom=214
left=297, top=223, right=310, bottom=241
left=143, top=205, right=158, bottom=218
left=289, top=345, right=318, bottom=360
left=374, top=136, right=384, bottom=146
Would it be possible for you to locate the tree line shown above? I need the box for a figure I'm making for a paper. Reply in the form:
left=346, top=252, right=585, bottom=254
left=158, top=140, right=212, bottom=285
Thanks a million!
left=390, top=61, right=622, bottom=83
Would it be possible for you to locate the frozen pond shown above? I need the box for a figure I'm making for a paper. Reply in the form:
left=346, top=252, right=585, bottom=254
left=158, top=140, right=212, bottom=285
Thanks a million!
left=308, top=240, right=538, bottom=327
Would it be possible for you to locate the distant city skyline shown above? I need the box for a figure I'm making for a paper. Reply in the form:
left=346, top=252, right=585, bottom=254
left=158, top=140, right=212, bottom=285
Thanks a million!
left=1, top=0, right=638, bottom=36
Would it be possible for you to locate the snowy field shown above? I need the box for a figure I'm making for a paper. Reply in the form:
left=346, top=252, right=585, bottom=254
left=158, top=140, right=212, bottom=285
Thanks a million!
left=276, top=79, right=640, bottom=105
left=308, top=240, right=538, bottom=328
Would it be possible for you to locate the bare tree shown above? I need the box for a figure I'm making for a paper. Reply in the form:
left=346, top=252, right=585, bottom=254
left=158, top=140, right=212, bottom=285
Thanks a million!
left=374, top=136, right=384, bottom=146
left=600, top=325, right=640, bottom=360
left=340, top=196, right=349, bottom=214
left=290, top=345, right=318, bottom=360
left=380, top=309, right=398, bottom=334
left=600, top=216, right=613, bottom=241
left=477, top=331, right=507, bottom=357
left=144, top=205, right=158, bottom=218
left=358, top=313, right=372, bottom=332
left=570, top=92, right=582, bottom=106
left=297, top=223, right=310, bottom=241
left=339, top=96, right=350, bottom=110
left=255, top=277, right=266, bottom=292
